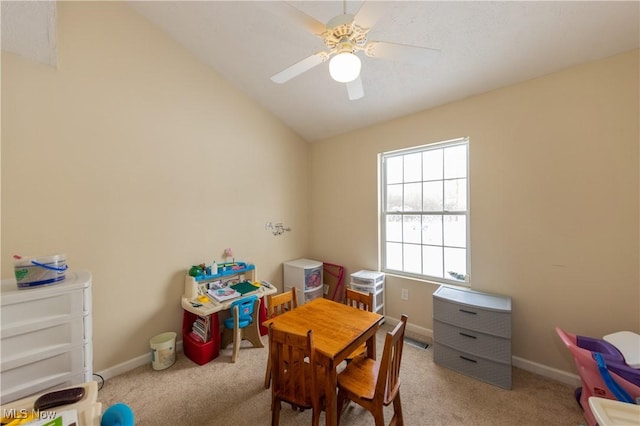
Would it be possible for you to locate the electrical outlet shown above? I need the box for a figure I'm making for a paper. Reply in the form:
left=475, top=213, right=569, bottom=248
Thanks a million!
left=401, top=288, right=409, bottom=300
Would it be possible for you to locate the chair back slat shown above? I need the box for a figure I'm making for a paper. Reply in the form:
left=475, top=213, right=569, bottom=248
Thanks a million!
left=345, top=288, right=374, bottom=312
left=263, top=288, right=299, bottom=390
left=336, top=315, right=407, bottom=425
left=269, top=324, right=322, bottom=412
left=267, top=287, right=298, bottom=318
left=377, top=314, right=408, bottom=406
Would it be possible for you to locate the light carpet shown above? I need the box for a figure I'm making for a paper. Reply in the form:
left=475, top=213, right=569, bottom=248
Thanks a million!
left=98, top=324, right=586, bottom=425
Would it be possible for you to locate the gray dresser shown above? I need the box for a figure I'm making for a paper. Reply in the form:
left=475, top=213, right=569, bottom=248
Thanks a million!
left=433, top=285, right=512, bottom=389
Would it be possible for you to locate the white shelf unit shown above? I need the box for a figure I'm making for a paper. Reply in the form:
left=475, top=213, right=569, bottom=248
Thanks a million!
left=283, top=259, right=323, bottom=305
left=0, top=270, right=93, bottom=404
left=349, top=270, right=385, bottom=316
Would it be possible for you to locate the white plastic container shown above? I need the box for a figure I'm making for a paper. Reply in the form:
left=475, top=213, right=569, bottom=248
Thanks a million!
left=349, top=270, right=385, bottom=316
left=13, top=254, right=68, bottom=289
left=283, top=258, right=323, bottom=305
left=150, top=332, right=177, bottom=370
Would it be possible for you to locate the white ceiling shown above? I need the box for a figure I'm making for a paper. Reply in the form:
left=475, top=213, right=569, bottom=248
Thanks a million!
left=3, top=2, right=639, bottom=142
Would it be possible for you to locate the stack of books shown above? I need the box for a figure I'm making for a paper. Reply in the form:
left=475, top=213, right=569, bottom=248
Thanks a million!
left=208, top=287, right=241, bottom=302
left=189, top=315, right=211, bottom=343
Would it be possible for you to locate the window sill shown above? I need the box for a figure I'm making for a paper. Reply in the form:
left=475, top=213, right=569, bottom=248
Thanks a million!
left=382, top=271, right=471, bottom=289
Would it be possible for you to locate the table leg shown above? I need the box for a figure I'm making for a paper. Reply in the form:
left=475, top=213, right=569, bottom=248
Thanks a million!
left=325, top=359, right=338, bottom=426
left=366, top=328, right=378, bottom=360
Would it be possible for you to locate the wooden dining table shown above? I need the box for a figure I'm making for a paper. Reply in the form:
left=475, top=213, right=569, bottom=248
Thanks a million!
left=263, top=297, right=383, bottom=426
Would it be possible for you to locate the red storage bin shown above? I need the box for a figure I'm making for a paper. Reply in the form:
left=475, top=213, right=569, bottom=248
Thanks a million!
left=259, top=296, right=268, bottom=336
left=182, top=310, right=220, bottom=365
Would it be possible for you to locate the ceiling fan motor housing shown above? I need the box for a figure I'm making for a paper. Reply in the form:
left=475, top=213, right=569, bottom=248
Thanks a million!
left=323, top=14, right=368, bottom=52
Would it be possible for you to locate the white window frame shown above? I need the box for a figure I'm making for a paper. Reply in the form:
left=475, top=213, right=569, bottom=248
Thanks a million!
left=379, top=137, right=470, bottom=285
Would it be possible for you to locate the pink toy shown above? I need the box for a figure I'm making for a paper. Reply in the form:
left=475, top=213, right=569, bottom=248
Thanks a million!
left=556, top=327, right=640, bottom=426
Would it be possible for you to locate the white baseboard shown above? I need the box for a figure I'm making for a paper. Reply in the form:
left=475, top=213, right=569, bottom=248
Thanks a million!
left=384, top=315, right=580, bottom=387
left=99, top=326, right=581, bottom=389
left=512, top=356, right=580, bottom=387
left=96, top=340, right=184, bottom=381
left=384, top=315, right=433, bottom=343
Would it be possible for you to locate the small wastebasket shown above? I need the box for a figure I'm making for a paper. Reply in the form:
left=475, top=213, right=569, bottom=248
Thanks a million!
left=150, top=332, right=176, bottom=370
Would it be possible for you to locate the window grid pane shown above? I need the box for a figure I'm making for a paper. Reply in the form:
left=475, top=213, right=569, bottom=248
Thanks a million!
left=382, top=138, right=469, bottom=284
left=403, top=183, right=422, bottom=212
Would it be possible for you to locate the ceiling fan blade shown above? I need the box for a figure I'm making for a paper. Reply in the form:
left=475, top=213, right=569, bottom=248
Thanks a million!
left=365, top=41, right=441, bottom=67
left=270, top=52, right=329, bottom=84
left=267, top=2, right=327, bottom=36
left=353, top=1, right=389, bottom=30
left=346, top=76, right=364, bottom=101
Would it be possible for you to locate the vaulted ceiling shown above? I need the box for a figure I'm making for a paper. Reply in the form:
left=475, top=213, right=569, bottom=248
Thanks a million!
left=3, top=1, right=639, bottom=141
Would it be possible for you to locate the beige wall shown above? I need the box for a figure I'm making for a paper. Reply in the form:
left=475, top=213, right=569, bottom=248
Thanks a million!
left=310, top=50, right=640, bottom=372
left=1, top=2, right=311, bottom=371
left=2, top=1, right=638, bottom=379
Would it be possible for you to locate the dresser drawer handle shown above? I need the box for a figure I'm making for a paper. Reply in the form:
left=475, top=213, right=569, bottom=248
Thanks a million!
left=459, top=332, right=477, bottom=339
left=459, top=355, right=478, bottom=363
left=459, top=309, right=477, bottom=315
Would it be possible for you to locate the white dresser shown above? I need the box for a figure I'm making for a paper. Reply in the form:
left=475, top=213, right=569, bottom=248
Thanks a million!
left=432, top=285, right=512, bottom=389
left=1, top=270, right=93, bottom=404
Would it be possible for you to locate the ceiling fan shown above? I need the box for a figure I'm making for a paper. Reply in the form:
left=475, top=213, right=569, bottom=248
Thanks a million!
left=269, top=1, right=441, bottom=100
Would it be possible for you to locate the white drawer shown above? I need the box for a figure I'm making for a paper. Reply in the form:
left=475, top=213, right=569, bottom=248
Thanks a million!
left=1, top=346, right=87, bottom=404
left=350, top=270, right=385, bottom=287
left=349, top=281, right=384, bottom=294
left=304, top=286, right=323, bottom=303
left=1, top=370, right=89, bottom=405
left=1, top=290, right=86, bottom=337
left=1, top=320, right=87, bottom=364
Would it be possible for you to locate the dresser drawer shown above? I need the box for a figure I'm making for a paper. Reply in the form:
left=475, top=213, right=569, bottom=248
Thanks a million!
left=1, top=346, right=87, bottom=403
left=433, top=319, right=511, bottom=363
left=1, top=291, right=86, bottom=337
left=434, top=341, right=512, bottom=389
left=1, top=320, right=87, bottom=366
left=433, top=296, right=511, bottom=338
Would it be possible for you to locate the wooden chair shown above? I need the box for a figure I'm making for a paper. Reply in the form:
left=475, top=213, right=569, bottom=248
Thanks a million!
left=336, top=314, right=408, bottom=426
left=221, top=295, right=263, bottom=363
left=267, top=287, right=298, bottom=318
left=269, top=324, right=325, bottom=426
left=344, top=288, right=374, bottom=362
left=264, top=287, right=298, bottom=389
left=345, top=287, right=374, bottom=311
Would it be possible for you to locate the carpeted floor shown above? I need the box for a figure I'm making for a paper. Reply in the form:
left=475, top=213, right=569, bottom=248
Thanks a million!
left=98, top=323, right=586, bottom=425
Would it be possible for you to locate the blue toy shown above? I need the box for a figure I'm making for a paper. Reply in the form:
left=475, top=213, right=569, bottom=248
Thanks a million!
left=101, top=403, right=134, bottom=426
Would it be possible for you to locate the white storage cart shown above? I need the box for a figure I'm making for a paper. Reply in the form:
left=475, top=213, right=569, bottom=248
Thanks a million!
left=283, top=259, right=323, bottom=305
left=349, top=270, right=385, bottom=316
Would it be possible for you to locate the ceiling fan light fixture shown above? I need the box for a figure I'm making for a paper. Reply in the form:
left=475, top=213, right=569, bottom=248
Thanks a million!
left=329, top=52, right=361, bottom=83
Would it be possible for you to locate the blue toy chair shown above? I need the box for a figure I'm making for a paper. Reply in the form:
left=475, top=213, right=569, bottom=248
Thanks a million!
left=221, top=295, right=263, bottom=362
